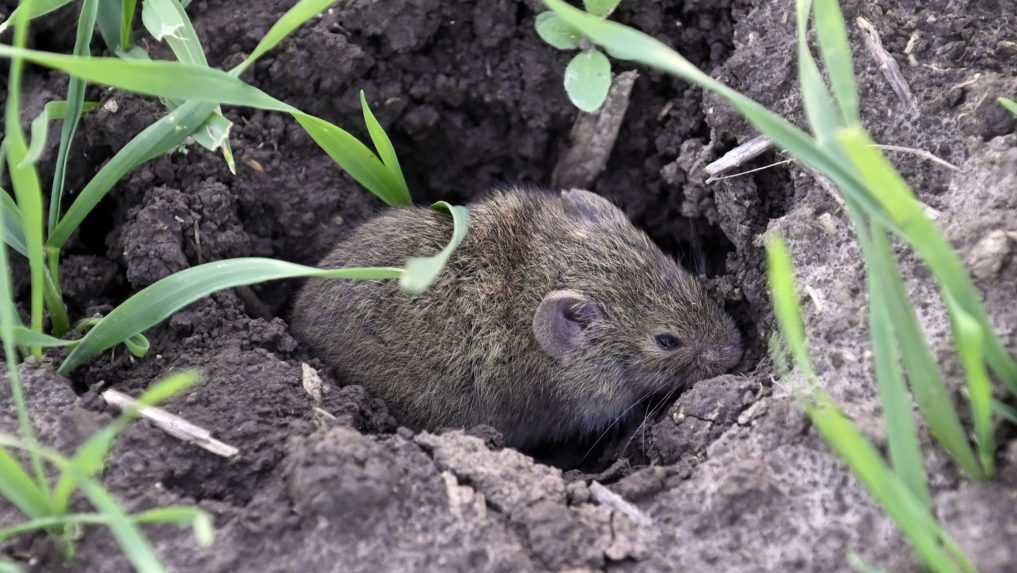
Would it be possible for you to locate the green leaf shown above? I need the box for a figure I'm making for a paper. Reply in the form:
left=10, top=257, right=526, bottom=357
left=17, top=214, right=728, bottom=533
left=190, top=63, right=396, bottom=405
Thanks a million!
left=0, top=45, right=408, bottom=209
left=0, top=560, right=23, bottom=573
left=813, top=0, right=859, bottom=124
left=359, top=90, right=411, bottom=205
left=124, top=333, right=150, bottom=358
left=132, top=506, right=213, bottom=546
left=49, top=100, right=218, bottom=250
left=12, top=325, right=77, bottom=348
left=121, top=0, right=139, bottom=50
left=0, top=0, right=74, bottom=34
left=53, top=371, right=201, bottom=513
left=400, top=202, right=471, bottom=295
left=564, top=49, right=612, bottom=113
left=0, top=447, right=50, bottom=518
left=837, top=126, right=1017, bottom=396
left=22, top=100, right=99, bottom=167
left=95, top=0, right=124, bottom=54
left=534, top=11, right=582, bottom=50
left=764, top=233, right=817, bottom=381
left=807, top=397, right=976, bottom=573
left=947, top=296, right=995, bottom=476
left=795, top=0, right=843, bottom=142
left=141, top=0, right=206, bottom=66
left=582, top=0, right=622, bottom=18
left=0, top=436, right=168, bottom=573
left=4, top=5, right=47, bottom=351
left=867, top=225, right=930, bottom=505
left=231, top=0, right=338, bottom=77
left=0, top=187, right=27, bottom=257
left=994, top=399, right=1017, bottom=425
left=50, top=0, right=100, bottom=237
left=58, top=259, right=403, bottom=374
left=998, top=96, right=1017, bottom=118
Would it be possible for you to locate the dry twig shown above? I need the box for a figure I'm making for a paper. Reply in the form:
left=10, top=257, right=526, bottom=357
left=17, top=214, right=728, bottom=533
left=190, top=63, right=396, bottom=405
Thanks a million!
left=102, top=389, right=240, bottom=458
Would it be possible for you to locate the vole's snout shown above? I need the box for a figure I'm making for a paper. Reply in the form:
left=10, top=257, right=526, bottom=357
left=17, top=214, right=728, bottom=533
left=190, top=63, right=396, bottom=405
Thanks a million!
left=701, top=342, right=743, bottom=373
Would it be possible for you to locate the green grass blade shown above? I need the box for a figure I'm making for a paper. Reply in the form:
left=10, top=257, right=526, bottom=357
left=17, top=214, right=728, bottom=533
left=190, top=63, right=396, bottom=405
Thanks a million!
left=0, top=561, right=22, bottom=573
left=808, top=397, right=975, bottom=573
left=230, top=0, right=337, bottom=77
left=813, top=0, right=859, bottom=124
left=837, top=126, right=1017, bottom=394
left=0, top=187, right=27, bottom=257
left=996, top=97, right=1017, bottom=117
left=764, top=233, right=817, bottom=380
left=4, top=6, right=47, bottom=350
left=0, top=0, right=73, bottom=34
left=49, top=0, right=99, bottom=236
left=121, top=0, right=138, bottom=51
left=400, top=202, right=470, bottom=294
left=293, top=113, right=408, bottom=206
left=23, top=100, right=97, bottom=167
left=12, top=325, right=77, bottom=348
left=868, top=225, right=930, bottom=504
left=141, top=0, right=207, bottom=66
left=0, top=436, right=167, bottom=573
left=360, top=90, right=410, bottom=204
left=132, top=506, right=213, bottom=546
left=869, top=220, right=983, bottom=479
left=947, top=296, right=995, bottom=476
left=52, top=371, right=200, bottom=512
left=0, top=448, right=50, bottom=518
left=49, top=100, right=217, bottom=250
left=95, top=0, right=124, bottom=54
left=540, top=0, right=899, bottom=234
left=994, top=399, right=1017, bottom=424
left=57, top=259, right=403, bottom=374
left=0, top=4, right=48, bottom=493
left=795, top=0, right=844, bottom=142
left=0, top=46, right=408, bottom=207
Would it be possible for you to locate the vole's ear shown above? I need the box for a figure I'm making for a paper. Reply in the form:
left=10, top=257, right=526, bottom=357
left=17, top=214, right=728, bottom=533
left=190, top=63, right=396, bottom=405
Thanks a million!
left=532, top=289, right=603, bottom=358
left=561, top=189, right=628, bottom=226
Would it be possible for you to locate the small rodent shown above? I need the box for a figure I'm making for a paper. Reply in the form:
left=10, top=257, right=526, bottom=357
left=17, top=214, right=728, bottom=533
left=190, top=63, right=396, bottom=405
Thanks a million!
left=290, top=186, right=743, bottom=449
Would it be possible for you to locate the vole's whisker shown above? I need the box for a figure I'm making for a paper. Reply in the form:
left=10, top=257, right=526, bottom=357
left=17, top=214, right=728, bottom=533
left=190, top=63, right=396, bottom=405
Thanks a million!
left=585, top=390, right=654, bottom=466
left=624, top=383, right=682, bottom=456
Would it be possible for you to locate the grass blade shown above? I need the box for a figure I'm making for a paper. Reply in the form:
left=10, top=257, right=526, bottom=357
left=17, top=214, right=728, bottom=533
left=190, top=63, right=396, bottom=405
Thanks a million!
left=230, top=0, right=337, bottom=77
left=764, top=233, right=816, bottom=380
left=0, top=187, right=27, bottom=257
left=400, top=202, right=470, bottom=293
left=95, top=0, right=123, bottom=54
left=999, top=97, right=1017, bottom=117
left=0, top=436, right=167, bottom=573
left=0, top=45, right=408, bottom=207
left=808, top=397, right=975, bottom=573
left=813, top=0, right=859, bottom=124
left=49, top=100, right=217, bottom=250
left=52, top=371, right=201, bottom=512
left=837, top=126, right=1017, bottom=395
left=23, top=100, right=98, bottom=167
left=0, top=448, right=50, bottom=518
left=541, top=0, right=898, bottom=234
left=0, top=0, right=73, bottom=34
left=141, top=0, right=207, bottom=66
left=360, top=90, right=410, bottom=203
left=947, top=297, right=995, bottom=475
left=0, top=4, right=48, bottom=492
left=795, top=0, right=844, bottom=143
left=12, top=325, right=77, bottom=348
left=121, top=0, right=139, bottom=50
left=4, top=5, right=47, bottom=350
left=58, top=259, right=403, bottom=374
left=49, top=0, right=99, bottom=237
left=868, top=225, right=930, bottom=504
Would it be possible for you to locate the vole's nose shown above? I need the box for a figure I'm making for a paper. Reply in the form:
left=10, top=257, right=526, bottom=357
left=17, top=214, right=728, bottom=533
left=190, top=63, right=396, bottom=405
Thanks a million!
left=702, top=344, right=743, bottom=370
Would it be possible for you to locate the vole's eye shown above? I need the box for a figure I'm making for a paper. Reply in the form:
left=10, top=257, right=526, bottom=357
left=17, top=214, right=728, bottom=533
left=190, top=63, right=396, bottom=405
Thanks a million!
left=654, top=333, right=682, bottom=351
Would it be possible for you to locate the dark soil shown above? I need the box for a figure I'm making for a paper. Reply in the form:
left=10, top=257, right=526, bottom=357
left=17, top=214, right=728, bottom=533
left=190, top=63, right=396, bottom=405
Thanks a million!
left=2, top=0, right=1017, bottom=571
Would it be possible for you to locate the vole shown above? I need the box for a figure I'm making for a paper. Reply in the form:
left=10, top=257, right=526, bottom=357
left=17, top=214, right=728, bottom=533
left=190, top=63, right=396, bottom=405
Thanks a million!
left=290, top=186, right=743, bottom=449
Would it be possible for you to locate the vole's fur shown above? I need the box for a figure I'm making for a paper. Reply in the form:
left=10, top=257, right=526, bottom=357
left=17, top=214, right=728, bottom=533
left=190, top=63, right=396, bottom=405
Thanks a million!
left=290, top=186, right=742, bottom=449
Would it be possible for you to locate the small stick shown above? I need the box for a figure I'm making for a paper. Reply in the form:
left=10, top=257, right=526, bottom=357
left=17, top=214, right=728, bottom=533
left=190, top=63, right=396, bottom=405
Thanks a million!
left=703, top=135, right=774, bottom=178
left=551, top=70, right=639, bottom=189
left=856, top=17, right=919, bottom=115
left=102, top=389, right=239, bottom=458
left=589, top=481, right=652, bottom=527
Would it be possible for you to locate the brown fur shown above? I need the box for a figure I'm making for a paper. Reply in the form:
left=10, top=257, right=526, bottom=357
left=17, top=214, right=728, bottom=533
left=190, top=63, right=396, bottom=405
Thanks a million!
left=290, top=186, right=742, bottom=449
